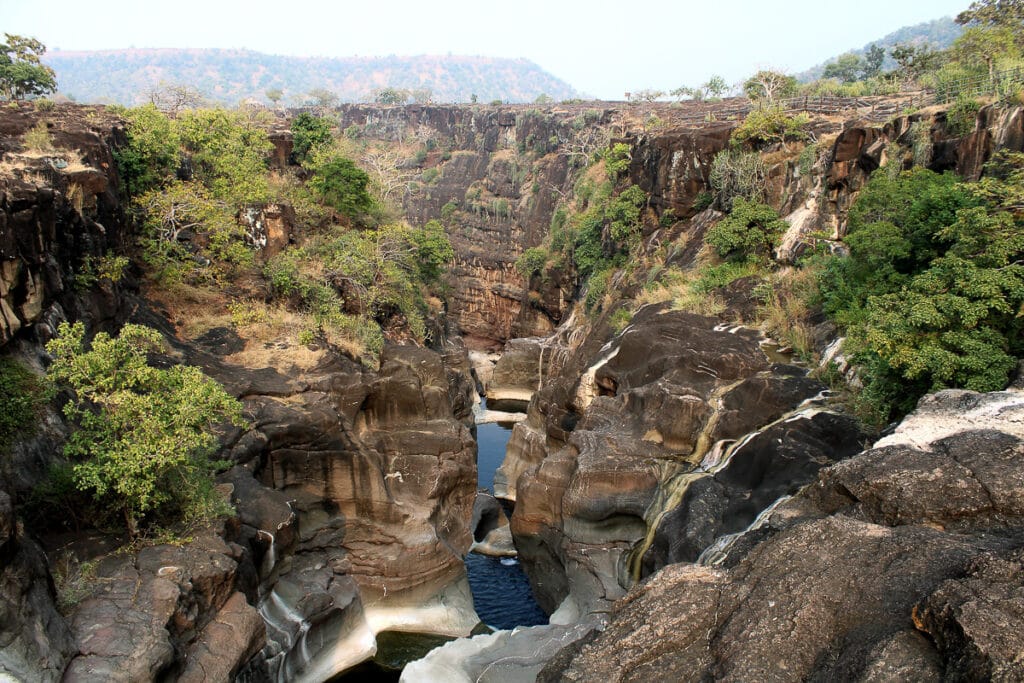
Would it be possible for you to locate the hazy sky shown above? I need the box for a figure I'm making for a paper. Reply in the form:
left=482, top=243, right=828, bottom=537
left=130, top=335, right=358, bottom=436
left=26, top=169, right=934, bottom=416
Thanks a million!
left=1, top=0, right=967, bottom=99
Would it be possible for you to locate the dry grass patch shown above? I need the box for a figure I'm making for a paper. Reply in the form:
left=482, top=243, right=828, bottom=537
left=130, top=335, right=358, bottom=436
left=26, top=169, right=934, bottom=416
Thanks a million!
left=755, top=265, right=821, bottom=360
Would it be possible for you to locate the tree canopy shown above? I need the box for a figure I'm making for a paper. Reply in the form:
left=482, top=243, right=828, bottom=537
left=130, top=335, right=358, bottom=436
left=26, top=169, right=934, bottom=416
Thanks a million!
left=820, top=158, right=1024, bottom=420
left=46, top=322, right=245, bottom=537
left=0, top=34, right=56, bottom=100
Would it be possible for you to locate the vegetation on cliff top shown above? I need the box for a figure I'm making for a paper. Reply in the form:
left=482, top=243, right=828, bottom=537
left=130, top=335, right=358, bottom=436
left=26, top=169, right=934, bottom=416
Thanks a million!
left=114, top=104, right=453, bottom=362
left=0, top=34, right=57, bottom=101
left=822, top=156, right=1024, bottom=420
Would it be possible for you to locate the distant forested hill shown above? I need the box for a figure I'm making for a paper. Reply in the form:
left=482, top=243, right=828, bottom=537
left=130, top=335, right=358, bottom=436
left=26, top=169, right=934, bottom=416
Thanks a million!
left=798, top=17, right=963, bottom=81
left=44, top=49, right=579, bottom=105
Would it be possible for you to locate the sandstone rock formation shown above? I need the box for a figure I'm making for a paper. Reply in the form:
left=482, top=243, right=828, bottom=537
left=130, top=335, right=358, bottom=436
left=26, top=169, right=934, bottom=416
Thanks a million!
left=493, top=305, right=865, bottom=616
left=538, top=389, right=1024, bottom=681
left=63, top=533, right=263, bottom=682
left=208, top=343, right=480, bottom=680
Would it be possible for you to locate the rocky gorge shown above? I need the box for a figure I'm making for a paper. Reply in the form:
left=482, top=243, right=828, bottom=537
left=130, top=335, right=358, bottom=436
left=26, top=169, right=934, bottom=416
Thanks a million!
left=0, top=92, right=1023, bottom=683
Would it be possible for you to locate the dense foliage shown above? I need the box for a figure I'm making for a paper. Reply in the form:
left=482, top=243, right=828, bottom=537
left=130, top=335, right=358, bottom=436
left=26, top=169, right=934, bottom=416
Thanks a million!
left=265, top=220, right=453, bottom=347
left=290, top=112, right=333, bottom=163
left=45, top=322, right=245, bottom=537
left=706, top=199, right=788, bottom=262
left=821, top=157, right=1024, bottom=420
left=0, top=34, right=56, bottom=101
left=309, top=157, right=376, bottom=218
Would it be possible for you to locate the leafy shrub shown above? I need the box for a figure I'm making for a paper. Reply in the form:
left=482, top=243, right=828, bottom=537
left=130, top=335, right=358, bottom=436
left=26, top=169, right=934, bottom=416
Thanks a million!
left=607, top=185, right=646, bottom=245
left=732, top=108, right=810, bottom=146
left=692, top=192, right=714, bottom=212
left=609, top=307, right=632, bottom=333
left=176, top=108, right=272, bottom=205
left=75, top=252, right=130, bottom=291
left=291, top=112, right=333, bottom=164
left=310, top=156, right=375, bottom=219
left=45, top=322, right=245, bottom=537
left=946, top=95, right=981, bottom=137
left=705, top=198, right=788, bottom=261
left=602, top=142, right=632, bottom=178
left=0, top=357, right=46, bottom=453
left=516, top=246, right=550, bottom=279
left=114, top=104, right=181, bottom=195
left=797, top=143, right=819, bottom=175
left=585, top=267, right=613, bottom=311
left=441, top=200, right=459, bottom=220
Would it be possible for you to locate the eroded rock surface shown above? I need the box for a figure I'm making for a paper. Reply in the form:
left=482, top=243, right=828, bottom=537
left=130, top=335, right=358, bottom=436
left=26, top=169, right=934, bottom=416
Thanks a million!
left=539, top=389, right=1024, bottom=681
left=210, top=344, right=480, bottom=680
left=63, top=533, right=262, bottom=682
left=502, top=306, right=861, bottom=615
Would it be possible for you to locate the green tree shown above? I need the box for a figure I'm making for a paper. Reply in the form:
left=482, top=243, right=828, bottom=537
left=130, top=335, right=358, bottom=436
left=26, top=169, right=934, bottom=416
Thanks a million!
left=175, top=108, right=272, bottom=205
left=671, top=75, right=728, bottom=101
left=290, top=112, right=333, bottom=164
left=890, top=43, right=941, bottom=82
left=0, top=34, right=57, bottom=100
left=957, top=0, right=1024, bottom=45
left=375, top=87, right=409, bottom=105
left=821, top=160, right=1024, bottom=420
left=864, top=44, right=886, bottom=78
left=705, top=198, right=788, bottom=261
left=265, top=88, right=284, bottom=106
left=732, top=108, right=810, bottom=146
left=307, top=88, right=339, bottom=109
left=45, top=322, right=245, bottom=537
left=743, top=70, right=797, bottom=103
left=114, top=104, right=181, bottom=196
left=823, top=53, right=866, bottom=83
left=412, top=220, right=455, bottom=283
left=310, top=156, right=375, bottom=218
left=954, top=25, right=1020, bottom=79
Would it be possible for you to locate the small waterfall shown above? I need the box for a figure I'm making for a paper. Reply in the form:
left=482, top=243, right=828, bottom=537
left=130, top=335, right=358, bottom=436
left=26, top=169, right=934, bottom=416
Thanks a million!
left=697, top=494, right=794, bottom=567
left=629, top=383, right=833, bottom=581
left=257, top=529, right=277, bottom=578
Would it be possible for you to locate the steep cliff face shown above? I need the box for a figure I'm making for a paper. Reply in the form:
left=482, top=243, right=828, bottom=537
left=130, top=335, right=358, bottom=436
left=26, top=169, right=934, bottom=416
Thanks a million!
left=0, top=105, right=127, bottom=347
left=0, top=104, right=483, bottom=681
left=332, top=104, right=620, bottom=347
left=405, top=101, right=1024, bottom=679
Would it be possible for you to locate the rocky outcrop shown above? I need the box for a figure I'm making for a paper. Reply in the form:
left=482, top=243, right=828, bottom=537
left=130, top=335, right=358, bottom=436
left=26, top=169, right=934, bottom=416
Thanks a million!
left=627, top=124, right=732, bottom=221
left=209, top=343, right=480, bottom=680
left=0, top=107, right=126, bottom=346
left=539, top=389, right=1024, bottom=681
left=503, top=306, right=862, bottom=616
left=484, top=336, right=566, bottom=410
left=0, top=490, right=75, bottom=681
left=63, top=532, right=263, bottom=682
